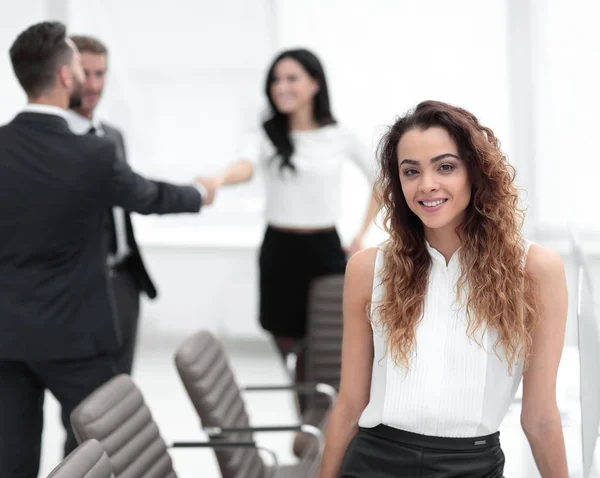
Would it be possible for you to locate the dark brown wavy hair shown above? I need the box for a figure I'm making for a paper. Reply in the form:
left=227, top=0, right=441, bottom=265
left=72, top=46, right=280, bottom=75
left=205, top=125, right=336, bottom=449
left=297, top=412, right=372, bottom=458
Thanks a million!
left=374, top=100, right=539, bottom=374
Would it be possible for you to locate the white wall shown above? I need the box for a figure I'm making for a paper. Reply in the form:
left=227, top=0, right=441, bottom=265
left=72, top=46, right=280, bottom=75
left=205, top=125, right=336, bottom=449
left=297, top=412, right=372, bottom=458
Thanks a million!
left=275, top=0, right=512, bottom=150
left=67, top=0, right=275, bottom=179
left=530, top=0, right=600, bottom=235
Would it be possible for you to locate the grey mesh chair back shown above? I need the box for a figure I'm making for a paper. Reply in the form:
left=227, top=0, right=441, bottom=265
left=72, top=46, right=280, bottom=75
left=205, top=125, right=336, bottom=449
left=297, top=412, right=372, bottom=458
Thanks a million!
left=70, top=374, right=177, bottom=478
left=174, top=330, right=267, bottom=478
left=305, top=274, right=344, bottom=413
left=46, top=439, right=114, bottom=478
left=290, top=274, right=344, bottom=460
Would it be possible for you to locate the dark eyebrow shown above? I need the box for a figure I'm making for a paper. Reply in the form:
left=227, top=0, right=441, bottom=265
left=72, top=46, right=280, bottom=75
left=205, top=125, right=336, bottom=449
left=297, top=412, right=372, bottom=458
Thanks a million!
left=399, top=153, right=460, bottom=167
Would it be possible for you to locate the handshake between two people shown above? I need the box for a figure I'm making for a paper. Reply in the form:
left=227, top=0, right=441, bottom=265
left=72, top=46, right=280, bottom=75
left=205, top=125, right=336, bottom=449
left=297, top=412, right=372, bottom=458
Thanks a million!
left=193, top=159, right=254, bottom=207
left=194, top=176, right=223, bottom=207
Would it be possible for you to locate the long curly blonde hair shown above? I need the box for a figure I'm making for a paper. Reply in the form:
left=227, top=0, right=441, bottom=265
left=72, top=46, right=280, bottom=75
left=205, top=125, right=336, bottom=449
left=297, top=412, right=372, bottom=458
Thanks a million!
left=374, top=101, right=539, bottom=374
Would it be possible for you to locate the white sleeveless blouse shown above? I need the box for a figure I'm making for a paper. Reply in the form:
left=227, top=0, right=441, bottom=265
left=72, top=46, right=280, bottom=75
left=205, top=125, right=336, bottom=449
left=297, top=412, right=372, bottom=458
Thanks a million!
left=358, top=240, right=533, bottom=437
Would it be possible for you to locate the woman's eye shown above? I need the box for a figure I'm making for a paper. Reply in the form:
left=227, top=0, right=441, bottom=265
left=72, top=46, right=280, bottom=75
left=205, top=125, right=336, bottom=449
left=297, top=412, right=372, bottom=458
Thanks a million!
left=439, top=163, right=455, bottom=172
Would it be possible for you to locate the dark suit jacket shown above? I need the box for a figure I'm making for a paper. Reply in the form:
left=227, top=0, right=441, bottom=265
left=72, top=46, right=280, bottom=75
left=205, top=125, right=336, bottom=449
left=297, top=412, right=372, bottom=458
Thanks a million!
left=101, top=122, right=157, bottom=299
left=0, top=112, right=202, bottom=360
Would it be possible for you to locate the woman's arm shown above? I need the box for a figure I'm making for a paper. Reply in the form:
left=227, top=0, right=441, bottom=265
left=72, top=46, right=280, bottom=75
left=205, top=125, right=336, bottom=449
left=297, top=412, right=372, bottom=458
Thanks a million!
left=520, top=244, right=569, bottom=477
left=215, top=159, right=254, bottom=186
left=195, top=159, right=254, bottom=198
left=346, top=187, right=379, bottom=256
left=319, top=248, right=376, bottom=478
left=344, top=129, right=379, bottom=256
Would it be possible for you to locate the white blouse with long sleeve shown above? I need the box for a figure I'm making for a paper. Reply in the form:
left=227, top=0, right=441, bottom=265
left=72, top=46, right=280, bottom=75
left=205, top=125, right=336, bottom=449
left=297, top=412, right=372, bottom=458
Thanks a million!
left=238, top=124, right=375, bottom=228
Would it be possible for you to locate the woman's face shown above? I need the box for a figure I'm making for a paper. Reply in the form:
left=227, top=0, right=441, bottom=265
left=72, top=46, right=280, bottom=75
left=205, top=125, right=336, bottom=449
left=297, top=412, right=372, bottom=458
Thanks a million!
left=269, top=58, right=319, bottom=115
left=397, top=126, right=472, bottom=234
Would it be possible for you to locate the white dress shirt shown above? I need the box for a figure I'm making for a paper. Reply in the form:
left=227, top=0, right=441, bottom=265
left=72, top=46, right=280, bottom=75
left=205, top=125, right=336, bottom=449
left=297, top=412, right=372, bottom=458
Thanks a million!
left=21, top=103, right=70, bottom=120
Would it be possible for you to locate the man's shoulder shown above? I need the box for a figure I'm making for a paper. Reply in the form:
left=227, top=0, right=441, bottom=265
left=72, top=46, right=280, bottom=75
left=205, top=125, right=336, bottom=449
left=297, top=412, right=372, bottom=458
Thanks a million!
left=0, top=121, right=19, bottom=144
left=0, top=116, right=77, bottom=145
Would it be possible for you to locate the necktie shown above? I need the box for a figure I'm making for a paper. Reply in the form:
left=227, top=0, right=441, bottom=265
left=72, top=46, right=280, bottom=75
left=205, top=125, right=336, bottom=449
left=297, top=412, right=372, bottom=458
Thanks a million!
left=87, top=125, right=118, bottom=254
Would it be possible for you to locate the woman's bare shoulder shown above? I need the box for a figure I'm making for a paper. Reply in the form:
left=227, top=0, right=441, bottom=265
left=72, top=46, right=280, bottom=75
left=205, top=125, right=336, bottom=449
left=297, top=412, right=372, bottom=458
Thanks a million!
left=345, top=247, right=380, bottom=300
left=525, top=243, right=565, bottom=280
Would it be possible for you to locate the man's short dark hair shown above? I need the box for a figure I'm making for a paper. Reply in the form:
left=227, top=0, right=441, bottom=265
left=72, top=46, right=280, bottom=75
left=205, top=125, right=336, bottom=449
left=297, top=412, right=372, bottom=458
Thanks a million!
left=70, top=35, right=108, bottom=56
left=9, top=21, right=73, bottom=97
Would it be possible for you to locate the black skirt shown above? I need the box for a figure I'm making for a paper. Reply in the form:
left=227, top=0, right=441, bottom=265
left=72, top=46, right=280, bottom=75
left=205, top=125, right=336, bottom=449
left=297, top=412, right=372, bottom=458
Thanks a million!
left=258, top=226, right=346, bottom=339
left=340, top=425, right=505, bottom=478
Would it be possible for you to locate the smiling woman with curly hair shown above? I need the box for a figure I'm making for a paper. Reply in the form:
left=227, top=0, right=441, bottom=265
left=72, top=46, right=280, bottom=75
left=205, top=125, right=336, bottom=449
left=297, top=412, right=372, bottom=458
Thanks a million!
left=319, top=101, right=569, bottom=478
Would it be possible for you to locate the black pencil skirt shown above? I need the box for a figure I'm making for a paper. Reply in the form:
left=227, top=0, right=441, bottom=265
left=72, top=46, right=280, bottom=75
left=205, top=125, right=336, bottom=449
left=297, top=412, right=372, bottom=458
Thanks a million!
left=339, top=425, right=505, bottom=478
left=258, top=226, right=347, bottom=339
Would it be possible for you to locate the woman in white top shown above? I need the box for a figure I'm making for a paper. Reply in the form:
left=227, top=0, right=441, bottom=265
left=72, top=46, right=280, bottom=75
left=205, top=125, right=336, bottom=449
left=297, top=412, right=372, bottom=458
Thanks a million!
left=200, top=49, right=377, bottom=401
left=319, top=101, right=568, bottom=477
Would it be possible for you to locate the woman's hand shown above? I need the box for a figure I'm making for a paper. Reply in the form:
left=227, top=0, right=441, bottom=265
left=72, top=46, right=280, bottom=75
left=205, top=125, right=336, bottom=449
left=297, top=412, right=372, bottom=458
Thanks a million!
left=344, top=235, right=364, bottom=257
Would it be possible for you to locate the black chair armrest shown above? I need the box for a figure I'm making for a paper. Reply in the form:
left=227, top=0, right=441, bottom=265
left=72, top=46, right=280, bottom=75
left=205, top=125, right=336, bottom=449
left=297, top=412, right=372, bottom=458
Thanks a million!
left=204, top=424, right=324, bottom=455
left=242, top=382, right=337, bottom=406
left=170, top=440, right=256, bottom=448
left=170, top=440, right=280, bottom=476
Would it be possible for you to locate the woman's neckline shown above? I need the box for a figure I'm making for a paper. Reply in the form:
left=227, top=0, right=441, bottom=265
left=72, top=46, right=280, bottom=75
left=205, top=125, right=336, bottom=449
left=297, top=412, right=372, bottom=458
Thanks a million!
left=425, top=240, right=461, bottom=268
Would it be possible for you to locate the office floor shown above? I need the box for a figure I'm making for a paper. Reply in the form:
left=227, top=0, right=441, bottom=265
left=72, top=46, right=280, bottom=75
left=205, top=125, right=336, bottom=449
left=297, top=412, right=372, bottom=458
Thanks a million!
left=38, top=327, right=597, bottom=478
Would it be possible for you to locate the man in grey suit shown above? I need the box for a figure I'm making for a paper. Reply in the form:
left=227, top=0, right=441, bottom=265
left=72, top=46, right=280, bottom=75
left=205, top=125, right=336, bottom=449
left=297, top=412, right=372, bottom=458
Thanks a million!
left=66, top=35, right=155, bottom=378
left=62, top=35, right=192, bottom=455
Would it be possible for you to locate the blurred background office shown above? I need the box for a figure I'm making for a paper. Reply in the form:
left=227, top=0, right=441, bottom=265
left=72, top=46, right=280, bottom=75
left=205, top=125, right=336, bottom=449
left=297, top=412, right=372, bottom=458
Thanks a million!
left=2, top=0, right=599, bottom=477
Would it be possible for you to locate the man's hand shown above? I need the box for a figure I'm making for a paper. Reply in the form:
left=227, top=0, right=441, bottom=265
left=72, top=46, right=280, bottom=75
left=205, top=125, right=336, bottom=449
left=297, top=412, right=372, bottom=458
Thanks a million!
left=195, top=177, right=221, bottom=206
